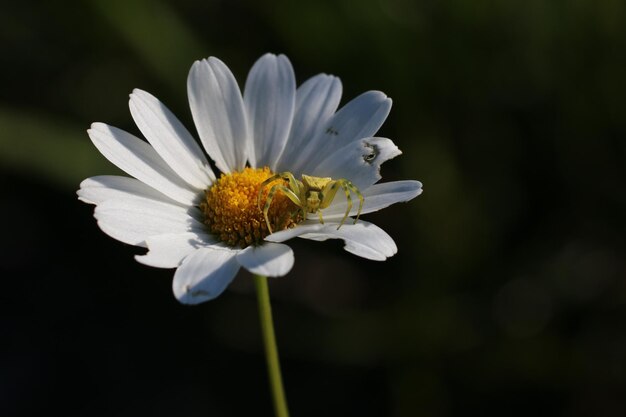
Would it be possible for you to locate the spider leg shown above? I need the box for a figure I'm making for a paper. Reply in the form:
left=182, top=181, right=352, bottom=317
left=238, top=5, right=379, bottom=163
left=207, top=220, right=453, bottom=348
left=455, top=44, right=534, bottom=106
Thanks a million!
left=257, top=172, right=301, bottom=209
left=277, top=186, right=302, bottom=208
left=346, top=181, right=364, bottom=224
left=262, top=183, right=279, bottom=233
left=319, top=180, right=351, bottom=229
left=282, top=172, right=301, bottom=197
left=319, top=180, right=341, bottom=209
left=257, top=173, right=285, bottom=210
left=319, top=179, right=364, bottom=229
left=337, top=180, right=353, bottom=230
left=263, top=184, right=303, bottom=234
left=283, top=173, right=309, bottom=221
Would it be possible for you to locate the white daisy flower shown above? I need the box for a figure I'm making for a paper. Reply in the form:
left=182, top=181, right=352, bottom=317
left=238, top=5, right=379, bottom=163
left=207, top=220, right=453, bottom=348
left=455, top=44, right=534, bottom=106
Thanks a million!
left=78, top=53, right=423, bottom=305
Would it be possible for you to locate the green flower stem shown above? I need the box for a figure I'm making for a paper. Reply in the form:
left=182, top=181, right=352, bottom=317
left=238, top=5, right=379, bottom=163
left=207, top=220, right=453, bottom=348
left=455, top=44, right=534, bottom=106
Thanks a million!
left=253, top=275, right=290, bottom=417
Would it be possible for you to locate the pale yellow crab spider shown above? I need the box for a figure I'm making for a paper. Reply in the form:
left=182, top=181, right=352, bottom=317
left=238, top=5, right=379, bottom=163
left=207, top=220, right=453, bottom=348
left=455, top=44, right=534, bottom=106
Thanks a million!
left=257, top=172, right=364, bottom=234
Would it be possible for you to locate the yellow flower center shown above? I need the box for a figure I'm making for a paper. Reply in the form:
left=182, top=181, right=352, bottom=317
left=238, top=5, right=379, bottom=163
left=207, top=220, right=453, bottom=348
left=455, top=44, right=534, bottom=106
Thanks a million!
left=200, top=167, right=301, bottom=248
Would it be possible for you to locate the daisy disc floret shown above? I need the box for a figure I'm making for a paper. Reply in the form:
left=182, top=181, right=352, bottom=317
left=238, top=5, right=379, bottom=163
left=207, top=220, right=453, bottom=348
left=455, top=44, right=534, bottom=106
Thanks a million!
left=201, top=166, right=301, bottom=247
left=78, top=53, right=423, bottom=305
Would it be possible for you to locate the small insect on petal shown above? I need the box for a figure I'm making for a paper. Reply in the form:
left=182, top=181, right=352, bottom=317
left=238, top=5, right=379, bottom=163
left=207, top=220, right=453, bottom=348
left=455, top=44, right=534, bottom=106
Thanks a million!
left=363, top=142, right=379, bottom=163
left=325, top=126, right=339, bottom=136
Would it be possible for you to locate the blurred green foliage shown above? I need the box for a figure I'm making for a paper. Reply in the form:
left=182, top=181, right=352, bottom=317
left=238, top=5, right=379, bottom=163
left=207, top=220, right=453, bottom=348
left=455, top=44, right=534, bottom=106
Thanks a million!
left=1, top=0, right=624, bottom=416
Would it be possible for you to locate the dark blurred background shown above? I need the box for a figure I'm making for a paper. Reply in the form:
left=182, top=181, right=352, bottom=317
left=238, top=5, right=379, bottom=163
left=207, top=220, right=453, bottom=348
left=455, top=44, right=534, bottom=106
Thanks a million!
left=1, top=0, right=625, bottom=416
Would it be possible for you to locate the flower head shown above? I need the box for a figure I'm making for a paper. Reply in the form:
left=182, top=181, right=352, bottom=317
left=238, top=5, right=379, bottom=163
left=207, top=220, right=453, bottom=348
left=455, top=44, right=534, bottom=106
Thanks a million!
left=78, top=53, right=422, bottom=305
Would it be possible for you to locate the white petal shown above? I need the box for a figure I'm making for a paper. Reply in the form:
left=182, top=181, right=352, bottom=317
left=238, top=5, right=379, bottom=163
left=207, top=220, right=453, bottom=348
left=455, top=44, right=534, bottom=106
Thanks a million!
left=77, top=175, right=182, bottom=206
left=129, top=89, right=215, bottom=188
left=172, top=247, right=241, bottom=305
left=94, top=198, right=205, bottom=247
left=236, top=242, right=294, bottom=277
left=322, top=180, right=424, bottom=219
left=298, top=91, right=392, bottom=173
left=244, top=53, right=296, bottom=170
left=314, top=137, right=402, bottom=189
left=188, top=58, right=248, bottom=173
left=88, top=123, right=200, bottom=205
left=266, top=220, right=397, bottom=261
left=135, top=232, right=217, bottom=268
left=276, top=74, right=342, bottom=173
